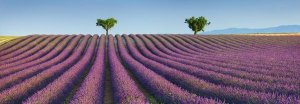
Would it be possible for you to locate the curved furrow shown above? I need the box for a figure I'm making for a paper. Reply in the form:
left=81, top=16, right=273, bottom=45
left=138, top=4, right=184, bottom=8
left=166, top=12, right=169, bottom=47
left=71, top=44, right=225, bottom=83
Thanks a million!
left=174, top=35, right=243, bottom=53
left=24, top=35, right=97, bottom=104
left=0, top=35, right=91, bottom=104
left=149, top=35, right=195, bottom=57
left=186, top=35, right=258, bottom=52
left=203, top=36, right=267, bottom=49
left=200, top=48, right=300, bottom=74
left=175, top=35, right=263, bottom=58
left=0, top=36, right=31, bottom=52
left=187, top=35, right=238, bottom=51
left=173, top=35, right=224, bottom=53
left=0, top=35, right=68, bottom=69
left=124, top=35, right=299, bottom=104
left=137, top=35, right=299, bottom=85
left=193, top=35, right=241, bottom=51
left=180, top=36, right=264, bottom=55
left=0, top=35, right=60, bottom=65
left=205, top=36, right=252, bottom=49
left=160, top=35, right=209, bottom=55
left=216, top=54, right=300, bottom=72
left=195, top=36, right=284, bottom=52
left=173, top=35, right=300, bottom=73
left=116, top=35, right=222, bottom=104
left=218, top=36, right=296, bottom=52
left=166, top=35, right=216, bottom=54
left=163, top=35, right=254, bottom=59
left=170, top=34, right=218, bottom=53
left=178, top=35, right=256, bottom=54
left=0, top=35, right=49, bottom=61
left=156, top=36, right=299, bottom=78
left=158, top=35, right=208, bottom=55
left=0, top=35, right=78, bottom=79
left=0, top=35, right=84, bottom=92
left=144, top=35, right=300, bottom=79
left=199, top=36, right=254, bottom=52
left=128, top=35, right=300, bottom=96
left=0, top=35, right=41, bottom=57
left=202, top=35, right=300, bottom=71
left=209, top=36, right=266, bottom=50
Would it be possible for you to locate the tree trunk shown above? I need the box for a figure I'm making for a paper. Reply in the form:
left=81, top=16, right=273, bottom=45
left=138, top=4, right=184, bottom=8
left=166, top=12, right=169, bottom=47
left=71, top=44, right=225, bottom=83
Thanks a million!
left=106, top=30, right=108, bottom=35
left=194, top=31, right=198, bottom=35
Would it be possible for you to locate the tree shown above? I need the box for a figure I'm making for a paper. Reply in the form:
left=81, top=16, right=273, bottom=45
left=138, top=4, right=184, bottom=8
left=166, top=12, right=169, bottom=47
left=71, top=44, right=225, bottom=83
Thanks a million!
left=185, top=16, right=210, bottom=35
left=96, top=18, right=117, bottom=35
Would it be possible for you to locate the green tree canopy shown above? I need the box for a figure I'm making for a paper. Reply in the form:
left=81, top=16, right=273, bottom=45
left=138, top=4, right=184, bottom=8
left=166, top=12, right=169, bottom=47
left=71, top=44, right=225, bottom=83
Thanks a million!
left=185, top=16, right=210, bottom=35
left=96, top=18, right=117, bottom=35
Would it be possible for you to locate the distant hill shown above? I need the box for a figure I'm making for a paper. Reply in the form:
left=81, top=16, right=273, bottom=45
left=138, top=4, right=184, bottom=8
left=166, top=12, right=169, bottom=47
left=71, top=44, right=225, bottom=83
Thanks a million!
left=204, top=25, right=300, bottom=34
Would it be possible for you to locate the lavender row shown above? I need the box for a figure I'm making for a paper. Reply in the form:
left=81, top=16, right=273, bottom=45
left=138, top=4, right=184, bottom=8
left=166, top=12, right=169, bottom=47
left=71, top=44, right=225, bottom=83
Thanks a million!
left=0, top=36, right=42, bottom=60
left=70, top=35, right=106, bottom=104
left=157, top=35, right=205, bottom=56
left=165, top=35, right=257, bottom=57
left=148, top=35, right=197, bottom=57
left=129, top=35, right=300, bottom=96
left=0, top=35, right=48, bottom=61
left=125, top=35, right=300, bottom=104
left=0, top=35, right=39, bottom=56
left=0, top=36, right=81, bottom=91
left=180, top=34, right=297, bottom=64
left=0, top=35, right=75, bottom=91
left=161, top=34, right=222, bottom=54
left=203, top=36, right=250, bottom=50
left=225, top=35, right=299, bottom=48
left=173, top=35, right=224, bottom=53
left=151, top=36, right=298, bottom=79
left=0, top=35, right=68, bottom=69
left=196, top=35, right=248, bottom=51
left=201, top=35, right=263, bottom=51
left=24, top=35, right=98, bottom=104
left=116, top=35, right=221, bottom=104
left=133, top=35, right=300, bottom=95
left=207, top=52, right=300, bottom=73
left=190, top=35, right=268, bottom=50
left=0, top=35, right=60, bottom=65
left=176, top=35, right=254, bottom=53
left=162, top=34, right=215, bottom=54
left=0, top=36, right=32, bottom=52
left=171, top=36, right=300, bottom=78
left=145, top=35, right=300, bottom=82
left=107, top=35, right=148, bottom=103
left=171, top=35, right=300, bottom=81
left=187, top=36, right=300, bottom=67
left=146, top=35, right=300, bottom=79
left=0, top=35, right=78, bottom=79
left=137, top=35, right=299, bottom=85
left=0, top=35, right=89, bottom=104
left=178, top=35, right=300, bottom=75
left=185, top=35, right=234, bottom=51
left=189, top=35, right=300, bottom=66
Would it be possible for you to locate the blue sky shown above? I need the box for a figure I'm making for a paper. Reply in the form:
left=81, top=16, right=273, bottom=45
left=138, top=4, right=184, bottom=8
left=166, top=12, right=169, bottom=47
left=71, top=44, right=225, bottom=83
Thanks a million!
left=0, top=0, right=299, bottom=35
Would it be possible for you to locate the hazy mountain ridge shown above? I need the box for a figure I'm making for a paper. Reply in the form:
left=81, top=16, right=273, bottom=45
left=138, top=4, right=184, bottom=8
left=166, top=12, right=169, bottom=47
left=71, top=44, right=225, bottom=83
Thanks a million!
left=204, top=25, right=300, bottom=34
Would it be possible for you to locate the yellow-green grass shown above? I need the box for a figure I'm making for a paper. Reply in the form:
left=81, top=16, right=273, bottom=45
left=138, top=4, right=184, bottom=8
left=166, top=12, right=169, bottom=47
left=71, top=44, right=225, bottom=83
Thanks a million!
left=0, top=36, right=22, bottom=46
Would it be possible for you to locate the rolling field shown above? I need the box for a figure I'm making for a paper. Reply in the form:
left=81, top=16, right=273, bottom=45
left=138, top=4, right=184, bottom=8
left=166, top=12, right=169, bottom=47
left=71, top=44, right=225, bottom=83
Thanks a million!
left=0, top=34, right=299, bottom=104
left=0, top=36, right=21, bottom=46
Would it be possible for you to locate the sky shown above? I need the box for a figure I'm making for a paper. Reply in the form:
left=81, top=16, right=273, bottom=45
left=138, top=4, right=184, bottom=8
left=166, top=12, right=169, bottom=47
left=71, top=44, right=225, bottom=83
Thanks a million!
left=0, top=0, right=299, bottom=35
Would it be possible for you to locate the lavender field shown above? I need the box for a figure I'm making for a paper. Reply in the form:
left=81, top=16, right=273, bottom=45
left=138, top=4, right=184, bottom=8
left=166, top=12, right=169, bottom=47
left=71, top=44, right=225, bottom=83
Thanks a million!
left=0, top=34, right=299, bottom=104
